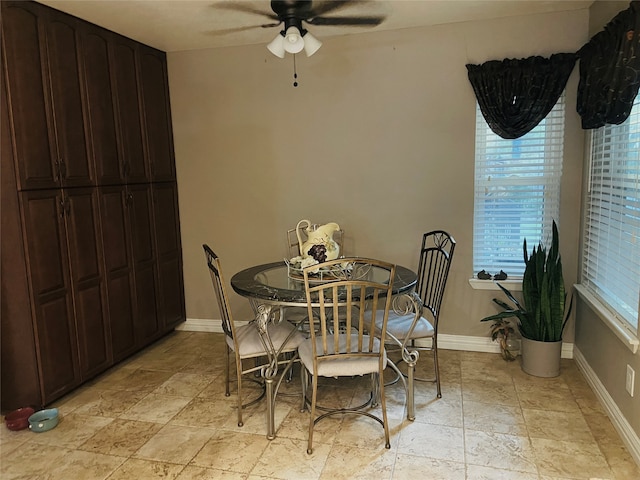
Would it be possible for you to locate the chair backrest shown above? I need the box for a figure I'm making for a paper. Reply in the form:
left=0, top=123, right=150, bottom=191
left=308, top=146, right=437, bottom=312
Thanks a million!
left=415, top=231, right=456, bottom=331
left=203, top=244, right=236, bottom=343
left=303, top=258, right=396, bottom=367
left=286, top=226, right=345, bottom=259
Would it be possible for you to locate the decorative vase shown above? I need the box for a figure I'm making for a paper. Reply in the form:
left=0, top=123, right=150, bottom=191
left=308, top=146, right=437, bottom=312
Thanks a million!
left=520, top=337, right=562, bottom=377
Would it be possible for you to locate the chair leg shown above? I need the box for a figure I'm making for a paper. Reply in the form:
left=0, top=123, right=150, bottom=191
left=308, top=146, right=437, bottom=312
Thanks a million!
left=300, top=367, right=308, bottom=412
left=433, top=341, right=441, bottom=399
left=236, top=358, right=244, bottom=427
left=406, top=360, right=416, bottom=421
left=307, top=373, right=318, bottom=455
left=378, top=369, right=391, bottom=449
left=225, top=344, right=231, bottom=397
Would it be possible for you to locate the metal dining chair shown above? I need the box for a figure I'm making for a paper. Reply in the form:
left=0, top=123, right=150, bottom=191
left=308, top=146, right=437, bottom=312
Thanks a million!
left=203, top=244, right=305, bottom=430
left=366, top=230, right=456, bottom=420
left=298, top=257, right=396, bottom=454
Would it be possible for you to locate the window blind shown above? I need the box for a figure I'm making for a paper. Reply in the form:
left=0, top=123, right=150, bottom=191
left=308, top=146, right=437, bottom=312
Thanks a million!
left=582, top=100, right=640, bottom=332
left=473, top=96, right=565, bottom=277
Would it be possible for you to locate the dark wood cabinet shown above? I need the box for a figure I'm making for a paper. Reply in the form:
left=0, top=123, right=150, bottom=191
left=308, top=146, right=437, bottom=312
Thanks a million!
left=2, top=1, right=93, bottom=190
left=110, top=36, right=148, bottom=184
left=80, top=26, right=122, bottom=186
left=139, top=45, right=176, bottom=182
left=153, top=182, right=184, bottom=330
left=1, top=1, right=184, bottom=411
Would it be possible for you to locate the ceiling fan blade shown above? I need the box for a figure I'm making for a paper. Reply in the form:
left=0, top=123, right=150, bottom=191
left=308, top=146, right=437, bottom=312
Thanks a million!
left=207, top=24, right=277, bottom=36
left=308, top=1, right=368, bottom=17
left=306, top=16, right=385, bottom=27
left=212, top=1, right=280, bottom=22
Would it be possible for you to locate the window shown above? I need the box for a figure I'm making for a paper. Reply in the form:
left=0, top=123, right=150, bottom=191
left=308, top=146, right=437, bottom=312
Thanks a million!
left=581, top=99, right=640, bottom=334
left=473, top=96, right=565, bottom=277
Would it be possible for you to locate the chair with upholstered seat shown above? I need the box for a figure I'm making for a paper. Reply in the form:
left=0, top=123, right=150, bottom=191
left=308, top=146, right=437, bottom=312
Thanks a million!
left=368, top=230, right=455, bottom=421
left=203, top=244, right=305, bottom=429
left=298, top=257, right=396, bottom=454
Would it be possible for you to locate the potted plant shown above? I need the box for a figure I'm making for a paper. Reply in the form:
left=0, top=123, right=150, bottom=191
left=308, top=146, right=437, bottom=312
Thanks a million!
left=481, top=221, right=571, bottom=377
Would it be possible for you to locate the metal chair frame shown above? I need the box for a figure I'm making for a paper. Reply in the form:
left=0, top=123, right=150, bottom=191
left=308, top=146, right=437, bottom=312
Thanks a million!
left=299, top=257, right=396, bottom=454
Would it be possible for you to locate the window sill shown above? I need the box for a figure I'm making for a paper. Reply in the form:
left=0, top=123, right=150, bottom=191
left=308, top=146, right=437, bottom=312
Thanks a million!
left=574, top=283, right=639, bottom=354
left=468, top=278, right=522, bottom=291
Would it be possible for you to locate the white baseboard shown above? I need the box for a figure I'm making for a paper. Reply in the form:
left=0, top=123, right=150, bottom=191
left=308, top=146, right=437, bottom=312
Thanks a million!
left=574, top=347, right=640, bottom=466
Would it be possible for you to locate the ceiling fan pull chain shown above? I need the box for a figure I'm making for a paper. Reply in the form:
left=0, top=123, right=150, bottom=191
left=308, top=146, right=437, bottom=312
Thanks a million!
left=293, top=54, right=298, bottom=87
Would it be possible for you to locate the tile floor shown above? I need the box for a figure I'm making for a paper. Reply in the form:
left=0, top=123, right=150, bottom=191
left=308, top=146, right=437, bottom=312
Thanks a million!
left=1, top=330, right=639, bottom=480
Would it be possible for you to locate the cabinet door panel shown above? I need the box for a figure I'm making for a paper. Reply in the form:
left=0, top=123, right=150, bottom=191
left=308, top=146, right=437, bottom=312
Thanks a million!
left=128, top=185, right=159, bottom=344
left=152, top=183, right=184, bottom=328
left=99, top=187, right=136, bottom=360
left=110, top=39, right=148, bottom=183
left=65, top=188, right=111, bottom=377
left=45, top=13, right=93, bottom=187
left=36, top=296, right=80, bottom=402
left=139, top=47, right=175, bottom=182
left=1, top=2, right=57, bottom=190
left=20, top=190, right=79, bottom=402
left=80, top=27, right=122, bottom=185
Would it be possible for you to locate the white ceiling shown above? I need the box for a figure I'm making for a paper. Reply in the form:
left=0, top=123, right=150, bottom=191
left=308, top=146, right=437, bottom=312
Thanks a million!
left=39, top=0, right=593, bottom=53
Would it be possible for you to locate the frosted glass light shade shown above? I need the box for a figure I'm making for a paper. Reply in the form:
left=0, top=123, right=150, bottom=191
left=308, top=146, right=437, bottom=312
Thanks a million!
left=267, top=34, right=286, bottom=58
left=302, top=31, right=322, bottom=56
left=283, top=27, right=304, bottom=54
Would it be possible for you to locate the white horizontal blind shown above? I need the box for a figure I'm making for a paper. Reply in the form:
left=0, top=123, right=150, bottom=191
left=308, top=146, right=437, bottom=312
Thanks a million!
left=582, top=100, right=640, bottom=332
left=473, top=96, right=565, bottom=277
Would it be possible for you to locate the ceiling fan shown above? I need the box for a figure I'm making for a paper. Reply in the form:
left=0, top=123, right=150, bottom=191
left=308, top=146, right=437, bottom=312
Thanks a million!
left=214, top=0, right=387, bottom=58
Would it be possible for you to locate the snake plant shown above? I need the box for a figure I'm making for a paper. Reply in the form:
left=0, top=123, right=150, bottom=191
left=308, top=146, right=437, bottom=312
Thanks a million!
left=481, top=221, right=570, bottom=342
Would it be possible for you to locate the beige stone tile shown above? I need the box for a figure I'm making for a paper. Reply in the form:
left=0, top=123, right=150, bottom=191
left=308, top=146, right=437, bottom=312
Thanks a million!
left=466, top=464, right=539, bottom=479
left=515, top=382, right=581, bottom=413
left=43, top=449, right=125, bottom=480
left=134, top=424, right=215, bottom=465
left=26, top=412, right=113, bottom=449
left=462, top=378, right=520, bottom=406
left=0, top=441, right=70, bottom=478
left=465, top=430, right=537, bottom=473
left=79, top=418, right=163, bottom=456
left=119, top=393, right=192, bottom=423
left=463, top=399, right=527, bottom=435
left=392, top=454, right=465, bottom=480
left=275, top=403, right=342, bottom=444
left=333, top=414, right=400, bottom=451
left=461, top=353, right=521, bottom=384
left=319, top=443, right=395, bottom=480
left=152, top=372, right=215, bottom=397
left=250, top=436, right=331, bottom=480
left=523, top=408, right=595, bottom=443
left=107, top=458, right=185, bottom=479
left=178, top=465, right=249, bottom=479
left=531, top=437, right=613, bottom=478
left=411, top=395, right=463, bottom=428
left=190, top=430, right=269, bottom=473
left=0, top=427, right=31, bottom=459
left=170, top=396, right=236, bottom=429
left=117, top=369, right=176, bottom=392
left=72, top=389, right=149, bottom=417
left=396, top=422, right=465, bottom=462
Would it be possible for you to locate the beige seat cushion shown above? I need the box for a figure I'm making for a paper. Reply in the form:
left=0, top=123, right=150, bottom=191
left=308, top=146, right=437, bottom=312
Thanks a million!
left=231, top=321, right=305, bottom=358
left=298, top=334, right=387, bottom=377
left=368, top=310, right=435, bottom=340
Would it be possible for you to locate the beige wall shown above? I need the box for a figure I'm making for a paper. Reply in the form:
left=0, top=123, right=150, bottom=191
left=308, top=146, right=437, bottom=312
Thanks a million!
left=574, top=1, right=640, bottom=440
left=168, top=8, right=588, bottom=336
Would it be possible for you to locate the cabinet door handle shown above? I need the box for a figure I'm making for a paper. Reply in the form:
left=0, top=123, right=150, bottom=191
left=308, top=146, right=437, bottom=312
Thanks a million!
left=54, top=159, right=60, bottom=182
left=59, top=198, right=65, bottom=218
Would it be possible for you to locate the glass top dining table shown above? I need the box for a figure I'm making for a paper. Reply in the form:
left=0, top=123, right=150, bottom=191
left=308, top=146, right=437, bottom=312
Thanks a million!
left=230, top=260, right=418, bottom=306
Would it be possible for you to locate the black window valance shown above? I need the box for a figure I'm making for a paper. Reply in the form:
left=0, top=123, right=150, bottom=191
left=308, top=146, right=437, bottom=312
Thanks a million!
left=466, top=53, right=577, bottom=139
left=577, top=1, right=640, bottom=129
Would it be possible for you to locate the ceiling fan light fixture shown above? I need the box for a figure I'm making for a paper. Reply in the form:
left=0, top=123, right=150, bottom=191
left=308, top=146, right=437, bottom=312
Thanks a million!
left=302, top=30, right=322, bottom=57
left=283, top=26, right=304, bottom=54
left=267, top=33, right=286, bottom=58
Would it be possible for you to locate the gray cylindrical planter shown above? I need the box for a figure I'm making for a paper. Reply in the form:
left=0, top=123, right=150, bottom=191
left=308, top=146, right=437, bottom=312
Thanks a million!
left=520, top=337, right=562, bottom=377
